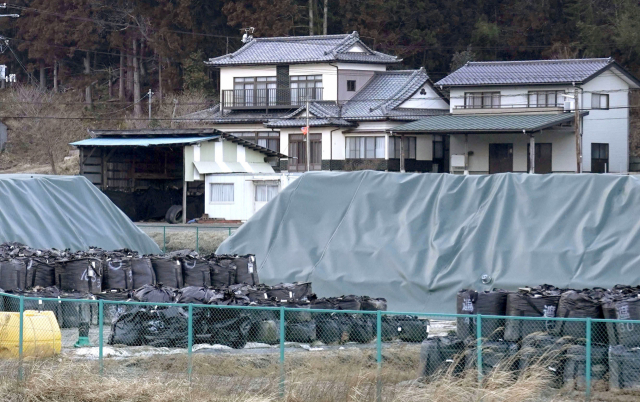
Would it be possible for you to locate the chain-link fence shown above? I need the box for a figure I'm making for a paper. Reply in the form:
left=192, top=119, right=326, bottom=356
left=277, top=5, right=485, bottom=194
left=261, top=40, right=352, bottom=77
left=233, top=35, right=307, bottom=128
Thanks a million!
left=136, top=225, right=239, bottom=254
left=2, top=292, right=640, bottom=401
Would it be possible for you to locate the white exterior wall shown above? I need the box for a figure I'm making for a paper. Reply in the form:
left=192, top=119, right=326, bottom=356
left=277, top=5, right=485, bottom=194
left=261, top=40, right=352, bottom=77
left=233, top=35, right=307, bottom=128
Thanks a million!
left=449, top=128, right=576, bottom=174
left=204, top=173, right=301, bottom=221
left=581, top=71, right=630, bottom=173
left=289, top=64, right=338, bottom=101
left=219, top=66, right=277, bottom=103
left=400, top=84, right=450, bottom=109
left=448, top=85, right=573, bottom=112
left=335, top=63, right=388, bottom=71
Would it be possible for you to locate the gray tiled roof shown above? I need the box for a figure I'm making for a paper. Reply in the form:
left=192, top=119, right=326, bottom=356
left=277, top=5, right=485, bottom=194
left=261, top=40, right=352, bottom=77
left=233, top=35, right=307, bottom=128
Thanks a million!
left=264, top=118, right=355, bottom=128
left=206, top=32, right=400, bottom=66
left=436, top=58, right=614, bottom=86
left=390, top=112, right=588, bottom=133
left=182, top=104, right=294, bottom=123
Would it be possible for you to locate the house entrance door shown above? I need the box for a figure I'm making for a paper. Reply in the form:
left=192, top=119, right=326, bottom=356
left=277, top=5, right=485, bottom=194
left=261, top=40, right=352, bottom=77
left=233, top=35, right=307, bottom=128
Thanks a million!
left=489, top=143, right=513, bottom=174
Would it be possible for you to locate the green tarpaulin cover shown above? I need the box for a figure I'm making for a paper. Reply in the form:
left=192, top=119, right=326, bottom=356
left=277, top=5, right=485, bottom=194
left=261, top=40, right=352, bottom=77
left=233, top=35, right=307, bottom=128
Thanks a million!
left=217, top=171, right=640, bottom=313
left=0, top=174, right=160, bottom=254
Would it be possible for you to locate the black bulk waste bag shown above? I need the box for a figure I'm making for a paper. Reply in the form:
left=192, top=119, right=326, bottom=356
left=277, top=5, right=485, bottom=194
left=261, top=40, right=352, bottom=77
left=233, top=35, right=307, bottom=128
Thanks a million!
left=18, top=287, right=62, bottom=318
left=55, top=258, right=103, bottom=294
left=456, top=289, right=509, bottom=340
left=209, top=258, right=237, bottom=288
left=613, top=298, right=640, bottom=347
left=58, top=292, right=94, bottom=328
left=397, top=315, right=429, bottom=343
left=551, top=290, right=604, bottom=341
left=108, top=307, right=149, bottom=346
left=130, top=257, right=155, bottom=288
left=465, top=341, right=519, bottom=372
left=519, top=333, right=572, bottom=388
left=286, top=320, right=316, bottom=343
left=132, top=284, right=175, bottom=303
left=267, top=282, right=313, bottom=301
left=609, top=345, right=640, bottom=390
left=504, top=293, right=560, bottom=342
left=0, top=259, right=27, bottom=291
left=150, top=257, right=183, bottom=289
left=197, top=315, right=252, bottom=349
left=209, top=293, right=252, bottom=321
left=281, top=300, right=313, bottom=323
left=249, top=319, right=280, bottom=345
left=25, top=259, right=56, bottom=288
left=144, top=307, right=188, bottom=348
left=381, top=316, right=399, bottom=341
left=249, top=298, right=280, bottom=321
left=180, top=258, right=211, bottom=287
left=316, top=314, right=351, bottom=344
left=420, top=335, right=466, bottom=377
left=96, top=291, right=132, bottom=325
left=602, top=299, right=621, bottom=345
left=103, top=258, right=134, bottom=291
left=330, top=295, right=361, bottom=311
left=175, top=286, right=219, bottom=304
left=244, top=286, right=270, bottom=302
left=349, top=315, right=375, bottom=343
left=360, top=296, right=387, bottom=311
left=563, top=344, right=608, bottom=391
left=232, top=254, right=259, bottom=286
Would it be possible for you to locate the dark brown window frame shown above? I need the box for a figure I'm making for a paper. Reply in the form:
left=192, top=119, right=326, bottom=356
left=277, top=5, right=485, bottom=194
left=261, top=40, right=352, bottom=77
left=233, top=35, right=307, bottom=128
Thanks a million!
left=347, top=80, right=356, bottom=92
left=229, top=131, right=280, bottom=153
left=464, top=92, right=501, bottom=109
left=527, top=90, right=565, bottom=108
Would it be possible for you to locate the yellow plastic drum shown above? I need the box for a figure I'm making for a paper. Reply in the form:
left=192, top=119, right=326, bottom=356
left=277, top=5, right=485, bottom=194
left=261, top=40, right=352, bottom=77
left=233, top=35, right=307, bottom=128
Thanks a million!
left=0, top=310, right=62, bottom=358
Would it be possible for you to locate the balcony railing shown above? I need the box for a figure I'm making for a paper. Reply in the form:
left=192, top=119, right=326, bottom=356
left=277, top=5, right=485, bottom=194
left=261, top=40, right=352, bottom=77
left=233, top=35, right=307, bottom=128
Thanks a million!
left=221, top=88, right=324, bottom=110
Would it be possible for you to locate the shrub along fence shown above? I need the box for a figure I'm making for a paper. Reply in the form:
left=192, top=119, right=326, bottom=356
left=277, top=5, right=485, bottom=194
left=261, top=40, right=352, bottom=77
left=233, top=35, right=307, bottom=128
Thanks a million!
left=1, top=291, right=639, bottom=401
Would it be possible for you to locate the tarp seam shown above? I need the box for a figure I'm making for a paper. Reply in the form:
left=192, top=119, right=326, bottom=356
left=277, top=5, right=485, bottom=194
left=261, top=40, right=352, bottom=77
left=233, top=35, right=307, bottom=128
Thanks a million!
left=258, top=173, right=307, bottom=272
left=307, top=172, right=367, bottom=280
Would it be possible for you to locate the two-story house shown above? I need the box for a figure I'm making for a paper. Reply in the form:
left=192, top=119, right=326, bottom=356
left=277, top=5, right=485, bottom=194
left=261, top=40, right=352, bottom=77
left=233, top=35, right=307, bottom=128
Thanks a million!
left=184, top=31, right=450, bottom=220
left=391, top=58, right=640, bottom=174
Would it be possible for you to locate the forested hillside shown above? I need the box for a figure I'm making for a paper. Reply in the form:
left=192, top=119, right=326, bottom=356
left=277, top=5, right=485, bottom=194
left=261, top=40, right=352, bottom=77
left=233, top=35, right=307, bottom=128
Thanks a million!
left=0, top=0, right=639, bottom=170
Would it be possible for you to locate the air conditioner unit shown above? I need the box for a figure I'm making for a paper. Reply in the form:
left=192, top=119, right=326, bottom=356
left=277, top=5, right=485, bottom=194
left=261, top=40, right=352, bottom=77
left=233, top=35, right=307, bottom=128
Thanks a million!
left=450, top=154, right=466, bottom=172
left=564, top=100, right=574, bottom=112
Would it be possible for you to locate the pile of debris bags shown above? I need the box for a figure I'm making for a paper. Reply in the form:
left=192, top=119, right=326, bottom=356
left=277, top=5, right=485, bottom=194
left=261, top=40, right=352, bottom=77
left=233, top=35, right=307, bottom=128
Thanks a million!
left=439, top=285, right=640, bottom=390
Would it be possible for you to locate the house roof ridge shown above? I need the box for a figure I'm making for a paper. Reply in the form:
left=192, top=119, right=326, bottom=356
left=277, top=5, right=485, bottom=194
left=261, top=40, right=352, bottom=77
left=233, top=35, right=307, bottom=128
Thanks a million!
left=253, top=33, right=352, bottom=42
left=466, top=57, right=612, bottom=66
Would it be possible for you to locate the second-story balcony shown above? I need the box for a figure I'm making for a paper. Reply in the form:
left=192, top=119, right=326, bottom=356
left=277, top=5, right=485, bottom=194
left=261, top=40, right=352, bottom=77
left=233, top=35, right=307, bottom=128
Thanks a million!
left=221, top=87, right=324, bottom=111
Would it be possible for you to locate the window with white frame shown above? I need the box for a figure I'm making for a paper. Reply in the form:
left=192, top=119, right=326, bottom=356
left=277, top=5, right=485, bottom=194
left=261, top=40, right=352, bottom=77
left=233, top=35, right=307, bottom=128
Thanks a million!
left=255, top=182, right=279, bottom=202
left=346, top=137, right=386, bottom=159
left=591, top=93, right=609, bottom=110
left=210, top=183, right=234, bottom=203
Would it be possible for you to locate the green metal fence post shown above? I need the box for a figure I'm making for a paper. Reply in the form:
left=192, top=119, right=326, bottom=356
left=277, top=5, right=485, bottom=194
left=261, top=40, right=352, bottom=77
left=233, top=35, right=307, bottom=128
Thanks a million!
left=586, top=318, right=592, bottom=401
left=18, top=295, right=24, bottom=381
left=188, top=304, right=193, bottom=382
left=279, top=306, right=285, bottom=398
left=98, top=300, right=104, bottom=376
left=476, top=314, right=483, bottom=383
left=376, top=310, right=382, bottom=402
left=196, top=227, right=199, bottom=253
left=163, top=226, right=166, bottom=253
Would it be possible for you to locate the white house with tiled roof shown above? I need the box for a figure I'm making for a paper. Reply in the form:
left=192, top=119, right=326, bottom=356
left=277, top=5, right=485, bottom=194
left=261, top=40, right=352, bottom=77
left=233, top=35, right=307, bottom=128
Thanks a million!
left=407, top=58, right=640, bottom=174
left=186, top=32, right=450, bottom=220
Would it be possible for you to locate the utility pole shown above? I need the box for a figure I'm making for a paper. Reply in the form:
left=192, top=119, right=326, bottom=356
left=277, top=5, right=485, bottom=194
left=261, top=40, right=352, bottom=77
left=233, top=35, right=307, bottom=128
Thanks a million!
left=323, top=0, right=328, bottom=35
left=308, top=0, right=314, bottom=35
left=148, top=89, right=153, bottom=121
left=574, top=87, right=581, bottom=173
left=306, top=99, right=310, bottom=172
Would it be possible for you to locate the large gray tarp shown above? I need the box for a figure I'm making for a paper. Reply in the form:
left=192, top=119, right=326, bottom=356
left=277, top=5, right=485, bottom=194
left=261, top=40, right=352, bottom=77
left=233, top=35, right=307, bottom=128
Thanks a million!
left=0, top=174, right=161, bottom=254
left=217, top=171, right=640, bottom=313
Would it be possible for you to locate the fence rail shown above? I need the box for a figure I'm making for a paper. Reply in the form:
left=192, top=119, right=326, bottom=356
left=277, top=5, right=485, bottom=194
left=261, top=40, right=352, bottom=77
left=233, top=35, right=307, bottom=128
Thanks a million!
left=136, top=225, right=239, bottom=254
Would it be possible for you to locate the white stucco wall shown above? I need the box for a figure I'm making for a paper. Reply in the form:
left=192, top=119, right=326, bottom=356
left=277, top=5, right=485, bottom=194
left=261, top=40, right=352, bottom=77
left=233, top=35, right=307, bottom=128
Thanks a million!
left=448, top=85, right=573, bottom=112
left=204, top=173, right=301, bottom=221
left=581, top=70, right=630, bottom=173
left=290, top=64, right=338, bottom=101
left=400, top=84, right=450, bottom=110
left=449, top=128, right=576, bottom=174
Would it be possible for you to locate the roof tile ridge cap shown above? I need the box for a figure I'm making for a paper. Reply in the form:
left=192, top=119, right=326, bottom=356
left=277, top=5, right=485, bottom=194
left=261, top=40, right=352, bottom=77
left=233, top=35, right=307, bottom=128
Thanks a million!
left=369, top=69, right=423, bottom=113
left=227, top=39, right=256, bottom=59
left=325, top=32, right=358, bottom=55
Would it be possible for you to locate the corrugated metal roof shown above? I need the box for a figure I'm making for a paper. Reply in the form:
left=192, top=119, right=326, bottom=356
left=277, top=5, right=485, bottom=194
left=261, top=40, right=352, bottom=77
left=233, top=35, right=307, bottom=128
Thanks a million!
left=390, top=113, right=587, bottom=133
left=206, top=32, right=400, bottom=66
left=70, top=136, right=219, bottom=147
left=193, top=161, right=274, bottom=174
left=436, top=58, right=615, bottom=86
